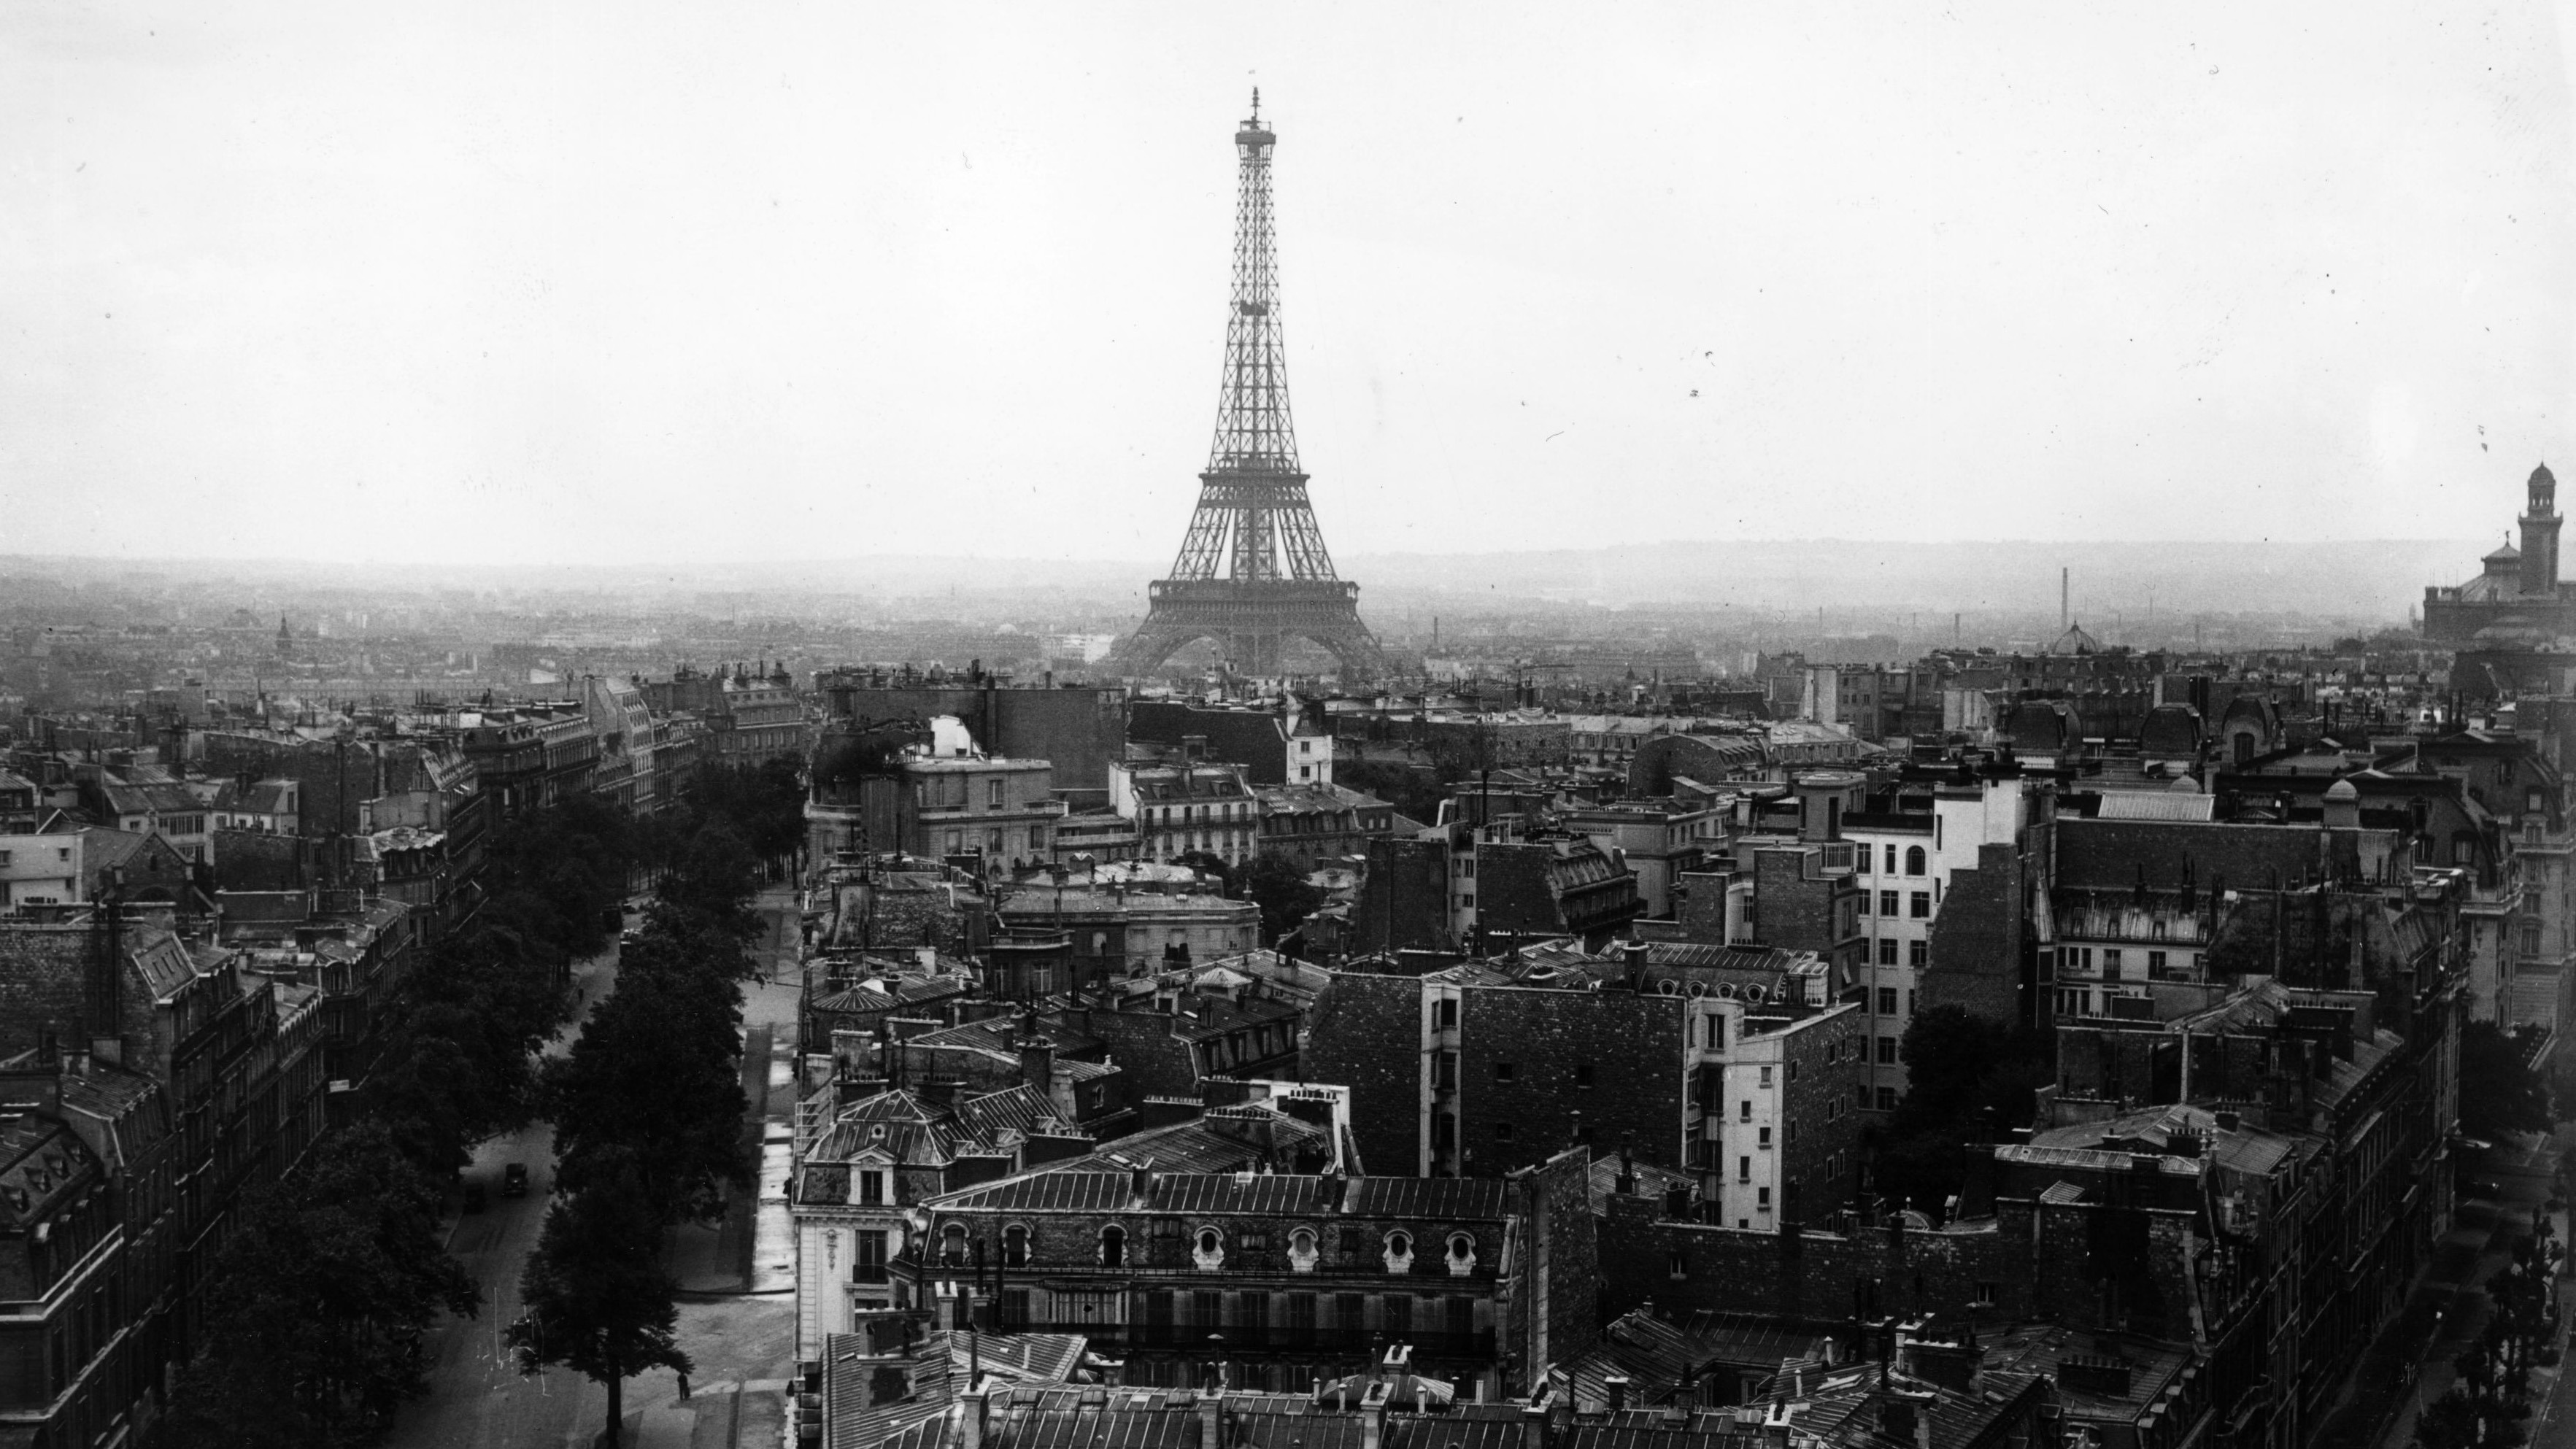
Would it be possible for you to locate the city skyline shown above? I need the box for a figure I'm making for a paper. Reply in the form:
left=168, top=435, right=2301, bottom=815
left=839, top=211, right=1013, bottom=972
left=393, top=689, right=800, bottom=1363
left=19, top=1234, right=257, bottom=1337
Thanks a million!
left=4, top=3, right=2569, bottom=567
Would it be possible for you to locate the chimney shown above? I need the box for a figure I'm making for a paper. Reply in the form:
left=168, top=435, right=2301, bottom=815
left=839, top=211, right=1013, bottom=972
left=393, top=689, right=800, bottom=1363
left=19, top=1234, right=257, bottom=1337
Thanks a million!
left=960, top=1381, right=991, bottom=1449
left=1522, top=1395, right=1553, bottom=1449
left=1130, top=1160, right=1156, bottom=1205
left=1360, top=1380, right=1393, bottom=1449
left=1198, top=1389, right=1225, bottom=1449
left=1606, top=1375, right=1631, bottom=1413
left=1019, top=1037, right=1054, bottom=1094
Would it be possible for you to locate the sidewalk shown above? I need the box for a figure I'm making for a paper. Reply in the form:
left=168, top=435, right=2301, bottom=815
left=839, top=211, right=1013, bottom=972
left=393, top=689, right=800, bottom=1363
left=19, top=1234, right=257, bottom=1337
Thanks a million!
left=668, top=1024, right=774, bottom=1294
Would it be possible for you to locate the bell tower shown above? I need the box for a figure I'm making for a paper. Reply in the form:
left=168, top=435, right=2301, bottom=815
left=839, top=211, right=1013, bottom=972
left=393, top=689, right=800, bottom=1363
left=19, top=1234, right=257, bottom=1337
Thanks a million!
left=2520, top=462, right=2560, bottom=598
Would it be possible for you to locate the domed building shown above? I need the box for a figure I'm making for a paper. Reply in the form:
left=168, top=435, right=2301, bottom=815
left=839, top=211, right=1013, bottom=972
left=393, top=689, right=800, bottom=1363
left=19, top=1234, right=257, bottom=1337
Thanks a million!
left=2424, top=463, right=2572, bottom=643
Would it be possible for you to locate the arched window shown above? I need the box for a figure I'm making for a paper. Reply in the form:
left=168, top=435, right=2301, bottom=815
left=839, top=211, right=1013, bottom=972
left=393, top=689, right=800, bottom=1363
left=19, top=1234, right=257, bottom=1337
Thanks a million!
left=940, top=1224, right=968, bottom=1267
left=1192, top=1227, right=1225, bottom=1270
left=1100, top=1225, right=1126, bottom=1268
left=1288, top=1227, right=1319, bottom=1272
left=1384, top=1230, right=1415, bottom=1273
left=1003, top=1224, right=1029, bottom=1268
left=1905, top=846, right=1926, bottom=876
left=1446, top=1232, right=1478, bottom=1276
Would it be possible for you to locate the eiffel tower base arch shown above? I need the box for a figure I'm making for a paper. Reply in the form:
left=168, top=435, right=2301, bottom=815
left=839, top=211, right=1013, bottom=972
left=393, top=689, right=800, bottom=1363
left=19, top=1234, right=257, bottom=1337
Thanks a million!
left=1110, top=579, right=1385, bottom=679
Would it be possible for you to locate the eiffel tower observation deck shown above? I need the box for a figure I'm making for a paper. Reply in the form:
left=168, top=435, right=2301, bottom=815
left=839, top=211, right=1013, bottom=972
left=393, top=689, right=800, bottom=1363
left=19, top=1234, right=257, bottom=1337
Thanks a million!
left=1109, top=93, right=1385, bottom=681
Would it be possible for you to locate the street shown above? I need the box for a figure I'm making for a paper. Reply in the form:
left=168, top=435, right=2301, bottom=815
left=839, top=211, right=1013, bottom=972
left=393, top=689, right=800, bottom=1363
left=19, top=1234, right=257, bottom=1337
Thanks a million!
left=383, top=888, right=806, bottom=1449
left=2361, top=1131, right=2569, bottom=1449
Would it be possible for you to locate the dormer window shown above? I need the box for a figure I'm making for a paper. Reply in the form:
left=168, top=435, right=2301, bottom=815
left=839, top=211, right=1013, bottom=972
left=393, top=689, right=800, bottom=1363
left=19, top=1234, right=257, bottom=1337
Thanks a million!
left=940, top=1224, right=968, bottom=1267
left=1446, top=1232, right=1478, bottom=1275
left=1383, top=1231, right=1415, bottom=1274
left=1100, top=1225, right=1126, bottom=1268
left=1193, top=1227, right=1226, bottom=1270
left=1289, top=1227, right=1319, bottom=1272
left=1003, top=1224, right=1029, bottom=1267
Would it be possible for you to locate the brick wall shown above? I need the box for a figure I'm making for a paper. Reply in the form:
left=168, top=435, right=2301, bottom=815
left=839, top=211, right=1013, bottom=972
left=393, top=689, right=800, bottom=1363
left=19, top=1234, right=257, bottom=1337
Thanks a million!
left=1303, top=973, right=1427, bottom=1176
left=1922, top=841, right=2027, bottom=1029
left=1454, top=987, right=1688, bottom=1175
left=1597, top=1193, right=2029, bottom=1324
left=1778, top=1008, right=1865, bottom=1218
left=1354, top=837, right=1452, bottom=954
left=1510, top=1145, right=1600, bottom=1386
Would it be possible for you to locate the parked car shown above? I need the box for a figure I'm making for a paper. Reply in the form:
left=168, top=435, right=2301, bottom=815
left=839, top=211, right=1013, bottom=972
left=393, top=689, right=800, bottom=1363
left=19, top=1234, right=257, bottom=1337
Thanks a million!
left=502, top=1163, right=529, bottom=1198
left=619, top=928, right=641, bottom=946
left=2464, top=1179, right=2502, bottom=1199
left=462, top=1181, right=487, bottom=1213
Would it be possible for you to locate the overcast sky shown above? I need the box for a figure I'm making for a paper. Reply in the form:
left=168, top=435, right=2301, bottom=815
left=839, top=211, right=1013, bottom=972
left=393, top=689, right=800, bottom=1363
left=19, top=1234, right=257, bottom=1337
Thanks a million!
left=3, top=3, right=2571, bottom=568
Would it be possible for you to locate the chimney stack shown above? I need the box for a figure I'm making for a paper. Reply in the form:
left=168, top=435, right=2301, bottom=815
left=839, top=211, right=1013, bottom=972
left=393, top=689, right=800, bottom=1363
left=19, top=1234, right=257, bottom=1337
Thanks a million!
left=1360, top=1380, right=1393, bottom=1449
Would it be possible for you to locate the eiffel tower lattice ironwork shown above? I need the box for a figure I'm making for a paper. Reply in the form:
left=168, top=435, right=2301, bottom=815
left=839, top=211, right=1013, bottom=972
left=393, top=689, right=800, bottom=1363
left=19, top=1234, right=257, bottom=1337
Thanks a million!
left=1110, top=92, right=1384, bottom=679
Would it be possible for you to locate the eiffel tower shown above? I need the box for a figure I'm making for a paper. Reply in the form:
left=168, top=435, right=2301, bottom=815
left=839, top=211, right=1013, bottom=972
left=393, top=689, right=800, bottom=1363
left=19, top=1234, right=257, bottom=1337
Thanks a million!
left=1111, top=93, right=1384, bottom=680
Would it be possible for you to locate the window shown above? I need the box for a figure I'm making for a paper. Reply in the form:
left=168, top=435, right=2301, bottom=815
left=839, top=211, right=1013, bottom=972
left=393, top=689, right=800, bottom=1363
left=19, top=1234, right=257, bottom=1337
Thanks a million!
left=1757, top=1127, right=1772, bottom=1148
left=1856, top=1083, right=1872, bottom=1108
left=1384, top=1232, right=1415, bottom=1272
left=1880, top=890, right=1900, bottom=916
left=940, top=1224, right=968, bottom=1267
left=1446, top=1233, right=1478, bottom=1275
left=1459, top=894, right=1475, bottom=910
left=1289, top=1228, right=1319, bottom=1272
left=1194, top=1228, right=1225, bottom=1269
left=2103, top=948, right=2123, bottom=979
left=1757, top=1186, right=1772, bottom=1210
left=1877, top=1086, right=1898, bottom=1110
left=1877, top=1035, right=1898, bottom=1064
left=1432, top=1052, right=1457, bottom=1090
left=853, top=1229, right=889, bottom=1283
left=1100, top=1226, right=1125, bottom=1267
left=2055, top=986, right=2090, bottom=1018
left=1435, top=998, right=1457, bottom=1029
left=987, top=778, right=1004, bottom=807
left=1877, top=939, right=1898, bottom=966
left=1003, top=1225, right=1029, bottom=1267
left=1878, top=987, right=1898, bottom=1013
left=1908, top=940, right=1928, bottom=968
left=2147, top=950, right=2167, bottom=976
left=1884, top=844, right=1898, bottom=874
left=1738, top=1156, right=1751, bottom=1183
left=1493, top=1062, right=1515, bottom=1082
left=1739, top=1099, right=1752, bottom=1122
left=1859, top=891, right=1872, bottom=916
left=1757, top=1066, right=1773, bottom=1088
left=1909, top=892, right=1931, bottom=919
left=1667, top=1249, right=1688, bottom=1280
left=1973, top=1282, right=1999, bottom=1307
left=1905, top=846, right=1926, bottom=876
left=859, top=1170, right=884, bottom=1205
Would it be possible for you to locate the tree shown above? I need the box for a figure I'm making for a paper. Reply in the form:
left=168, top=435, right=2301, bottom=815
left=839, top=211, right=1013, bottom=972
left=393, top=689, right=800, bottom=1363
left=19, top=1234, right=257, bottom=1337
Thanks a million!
left=1243, top=849, right=1324, bottom=944
left=166, top=1122, right=479, bottom=1448
left=1866, top=1005, right=2052, bottom=1216
left=369, top=927, right=572, bottom=1173
left=1173, top=850, right=1236, bottom=895
left=507, top=1150, right=691, bottom=1449
left=2461, top=1020, right=2553, bottom=1144
left=546, top=955, right=749, bottom=1226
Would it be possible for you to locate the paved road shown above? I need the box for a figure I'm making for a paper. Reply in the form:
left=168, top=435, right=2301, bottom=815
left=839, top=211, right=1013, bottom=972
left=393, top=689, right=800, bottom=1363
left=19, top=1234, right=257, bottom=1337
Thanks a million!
left=2369, top=1133, right=2563, bottom=1449
left=386, top=888, right=807, bottom=1449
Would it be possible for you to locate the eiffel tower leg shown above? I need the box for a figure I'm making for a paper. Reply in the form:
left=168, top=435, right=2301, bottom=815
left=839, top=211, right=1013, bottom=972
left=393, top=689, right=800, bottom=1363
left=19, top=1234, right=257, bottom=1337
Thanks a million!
left=1109, top=624, right=1208, bottom=676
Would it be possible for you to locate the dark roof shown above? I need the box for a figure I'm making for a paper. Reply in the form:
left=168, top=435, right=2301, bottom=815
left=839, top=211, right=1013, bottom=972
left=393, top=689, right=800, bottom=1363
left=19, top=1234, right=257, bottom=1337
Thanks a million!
left=925, top=1171, right=1511, bottom=1221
